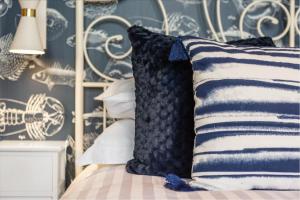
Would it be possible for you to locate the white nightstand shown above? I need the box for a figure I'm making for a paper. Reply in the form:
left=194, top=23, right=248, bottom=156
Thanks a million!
left=0, top=141, right=66, bottom=200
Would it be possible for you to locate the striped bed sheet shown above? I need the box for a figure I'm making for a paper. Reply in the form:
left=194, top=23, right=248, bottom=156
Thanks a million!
left=61, top=165, right=300, bottom=200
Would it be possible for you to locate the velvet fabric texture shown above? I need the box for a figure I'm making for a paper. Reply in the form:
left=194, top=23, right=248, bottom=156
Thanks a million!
left=126, top=26, right=195, bottom=178
left=126, top=25, right=276, bottom=178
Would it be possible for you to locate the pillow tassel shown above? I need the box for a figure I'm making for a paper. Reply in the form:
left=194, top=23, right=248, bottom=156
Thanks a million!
left=168, top=38, right=190, bottom=62
left=164, top=174, right=199, bottom=192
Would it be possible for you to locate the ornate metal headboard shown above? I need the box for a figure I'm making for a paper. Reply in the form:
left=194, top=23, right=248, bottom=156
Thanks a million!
left=74, top=0, right=300, bottom=175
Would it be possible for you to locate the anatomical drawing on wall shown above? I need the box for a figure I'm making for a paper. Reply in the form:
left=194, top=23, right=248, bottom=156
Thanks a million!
left=32, top=62, right=76, bottom=90
left=0, top=94, right=65, bottom=140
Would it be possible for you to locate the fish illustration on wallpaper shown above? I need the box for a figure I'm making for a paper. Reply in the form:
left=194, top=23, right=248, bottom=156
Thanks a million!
left=66, top=29, right=122, bottom=53
left=63, top=0, right=117, bottom=19
left=0, top=34, right=30, bottom=81
left=84, top=2, right=117, bottom=19
left=105, top=57, right=133, bottom=79
left=175, top=0, right=202, bottom=7
left=206, top=25, right=255, bottom=41
left=63, top=0, right=75, bottom=8
left=0, top=0, right=12, bottom=17
left=168, top=12, right=200, bottom=36
left=66, top=28, right=132, bottom=80
left=229, top=0, right=280, bottom=31
left=0, top=94, right=65, bottom=140
left=80, top=55, right=132, bottom=81
left=130, top=13, right=200, bottom=37
left=47, top=8, right=68, bottom=41
left=32, top=62, right=78, bottom=90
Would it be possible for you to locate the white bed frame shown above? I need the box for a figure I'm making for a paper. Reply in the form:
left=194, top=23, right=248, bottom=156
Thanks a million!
left=74, top=0, right=300, bottom=175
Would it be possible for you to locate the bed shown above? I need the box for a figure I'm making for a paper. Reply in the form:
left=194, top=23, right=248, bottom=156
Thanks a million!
left=66, top=0, right=300, bottom=199
left=62, top=165, right=300, bottom=200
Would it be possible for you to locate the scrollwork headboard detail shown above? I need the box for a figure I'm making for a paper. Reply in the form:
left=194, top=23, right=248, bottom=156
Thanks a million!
left=74, top=0, right=299, bottom=175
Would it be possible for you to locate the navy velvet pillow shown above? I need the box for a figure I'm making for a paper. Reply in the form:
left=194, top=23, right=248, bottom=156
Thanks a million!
left=126, top=25, right=276, bottom=178
left=126, top=26, right=195, bottom=178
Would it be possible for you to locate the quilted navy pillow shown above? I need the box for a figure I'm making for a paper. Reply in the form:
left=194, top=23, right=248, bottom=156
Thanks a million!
left=126, top=26, right=277, bottom=178
left=170, top=36, right=300, bottom=190
left=126, top=26, right=195, bottom=178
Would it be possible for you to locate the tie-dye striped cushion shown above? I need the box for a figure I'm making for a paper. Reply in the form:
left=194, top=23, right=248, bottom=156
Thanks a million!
left=180, top=36, right=300, bottom=191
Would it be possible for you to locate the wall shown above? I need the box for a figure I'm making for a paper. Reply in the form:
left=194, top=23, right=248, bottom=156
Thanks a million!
left=0, top=0, right=298, bottom=184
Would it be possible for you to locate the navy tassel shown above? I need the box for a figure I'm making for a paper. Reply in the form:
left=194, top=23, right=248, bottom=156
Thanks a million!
left=164, top=174, right=199, bottom=192
left=169, top=38, right=190, bottom=62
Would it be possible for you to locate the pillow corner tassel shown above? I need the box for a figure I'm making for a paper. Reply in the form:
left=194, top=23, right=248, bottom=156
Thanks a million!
left=168, top=38, right=190, bottom=62
left=164, top=174, right=200, bottom=192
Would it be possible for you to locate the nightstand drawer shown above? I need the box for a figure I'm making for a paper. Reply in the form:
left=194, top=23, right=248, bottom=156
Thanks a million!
left=0, top=152, right=53, bottom=197
left=0, top=141, right=66, bottom=200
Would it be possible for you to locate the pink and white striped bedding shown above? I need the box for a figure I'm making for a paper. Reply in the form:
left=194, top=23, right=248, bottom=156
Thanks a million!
left=61, top=165, right=300, bottom=200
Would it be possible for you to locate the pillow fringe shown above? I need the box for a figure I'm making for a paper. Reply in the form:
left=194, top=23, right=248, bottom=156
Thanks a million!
left=164, top=174, right=200, bottom=192
left=168, top=38, right=190, bottom=62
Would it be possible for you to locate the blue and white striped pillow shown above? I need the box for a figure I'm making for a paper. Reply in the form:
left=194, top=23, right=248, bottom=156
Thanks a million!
left=180, top=37, right=300, bottom=191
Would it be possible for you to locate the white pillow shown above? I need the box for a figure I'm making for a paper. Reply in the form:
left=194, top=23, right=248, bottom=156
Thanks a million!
left=77, top=119, right=135, bottom=166
left=94, top=79, right=135, bottom=119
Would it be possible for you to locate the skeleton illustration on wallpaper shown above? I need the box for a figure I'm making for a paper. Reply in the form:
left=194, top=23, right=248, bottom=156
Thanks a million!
left=32, top=62, right=77, bottom=90
left=47, top=8, right=68, bottom=41
left=0, top=34, right=30, bottom=81
left=0, top=0, right=12, bottom=17
left=0, top=94, right=65, bottom=140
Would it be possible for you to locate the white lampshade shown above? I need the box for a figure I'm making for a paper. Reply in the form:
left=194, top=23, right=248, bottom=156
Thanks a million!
left=10, top=0, right=46, bottom=55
